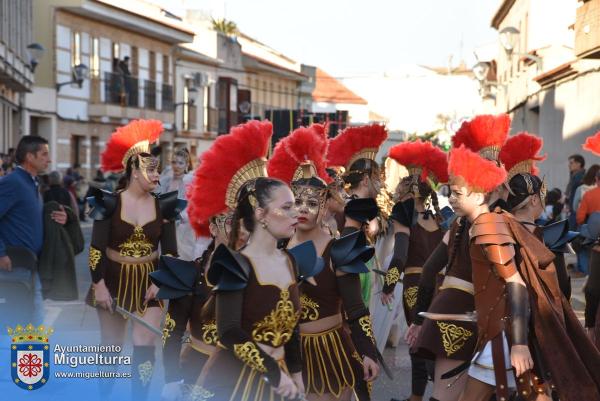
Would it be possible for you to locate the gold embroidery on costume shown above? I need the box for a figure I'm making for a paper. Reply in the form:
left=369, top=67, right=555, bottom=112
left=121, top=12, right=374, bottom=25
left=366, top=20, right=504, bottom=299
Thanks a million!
left=404, top=286, right=418, bottom=309
left=300, top=294, right=320, bottom=321
left=118, top=226, right=153, bottom=257
left=161, top=313, right=176, bottom=347
left=138, top=360, right=153, bottom=386
left=89, top=247, right=101, bottom=271
left=358, top=315, right=374, bottom=342
left=233, top=342, right=267, bottom=373
left=436, top=322, right=473, bottom=356
left=252, top=289, right=300, bottom=347
left=182, top=384, right=215, bottom=401
left=352, top=350, right=363, bottom=365
left=384, top=267, right=400, bottom=286
left=201, top=321, right=218, bottom=346
left=116, top=261, right=155, bottom=315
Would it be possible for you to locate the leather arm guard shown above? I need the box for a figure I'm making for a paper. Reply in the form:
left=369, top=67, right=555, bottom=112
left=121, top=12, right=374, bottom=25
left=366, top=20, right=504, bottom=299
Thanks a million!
left=382, top=232, right=409, bottom=295
left=217, top=290, right=283, bottom=385
left=283, top=326, right=302, bottom=374
left=337, top=274, right=378, bottom=361
left=413, top=242, right=449, bottom=325
left=507, top=282, right=530, bottom=346
left=160, top=220, right=178, bottom=257
left=163, top=295, right=192, bottom=382
left=89, top=218, right=110, bottom=284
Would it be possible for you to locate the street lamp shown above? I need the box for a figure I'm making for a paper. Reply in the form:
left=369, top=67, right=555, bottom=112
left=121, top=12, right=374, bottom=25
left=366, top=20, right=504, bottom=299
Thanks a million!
left=26, top=43, right=45, bottom=72
left=56, top=63, right=89, bottom=91
left=472, top=62, right=490, bottom=82
left=499, top=26, right=543, bottom=71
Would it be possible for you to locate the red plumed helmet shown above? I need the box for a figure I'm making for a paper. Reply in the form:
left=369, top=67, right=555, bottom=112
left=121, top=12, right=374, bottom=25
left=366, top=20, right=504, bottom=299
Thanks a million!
left=448, top=145, right=507, bottom=193
left=101, top=119, right=163, bottom=172
left=186, top=120, right=272, bottom=237
left=451, top=114, right=511, bottom=161
left=388, top=140, right=449, bottom=183
left=267, top=124, right=331, bottom=184
left=327, top=124, right=388, bottom=169
left=583, top=130, right=600, bottom=157
left=499, top=132, right=545, bottom=180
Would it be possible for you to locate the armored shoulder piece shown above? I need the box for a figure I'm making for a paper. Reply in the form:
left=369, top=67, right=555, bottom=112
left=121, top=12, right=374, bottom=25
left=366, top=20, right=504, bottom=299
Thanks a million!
left=344, top=197, right=379, bottom=223
left=390, top=198, right=415, bottom=227
left=149, top=256, right=206, bottom=300
left=87, top=190, right=118, bottom=221
left=207, top=244, right=251, bottom=291
left=472, top=211, right=517, bottom=278
left=542, top=219, right=578, bottom=253
left=330, top=230, right=374, bottom=274
left=286, top=241, right=324, bottom=282
left=157, top=190, right=187, bottom=221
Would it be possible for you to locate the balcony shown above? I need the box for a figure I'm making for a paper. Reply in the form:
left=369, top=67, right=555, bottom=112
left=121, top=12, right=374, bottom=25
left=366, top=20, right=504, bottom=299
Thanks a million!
left=88, top=72, right=175, bottom=122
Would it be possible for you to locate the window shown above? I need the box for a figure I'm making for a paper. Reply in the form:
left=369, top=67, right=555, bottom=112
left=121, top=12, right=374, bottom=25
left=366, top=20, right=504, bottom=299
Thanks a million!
left=91, top=37, right=100, bottom=77
left=72, top=31, right=81, bottom=66
left=149, top=51, right=156, bottom=81
left=183, top=84, right=190, bottom=131
left=203, top=85, right=210, bottom=132
left=163, top=55, right=169, bottom=84
left=112, top=42, right=120, bottom=72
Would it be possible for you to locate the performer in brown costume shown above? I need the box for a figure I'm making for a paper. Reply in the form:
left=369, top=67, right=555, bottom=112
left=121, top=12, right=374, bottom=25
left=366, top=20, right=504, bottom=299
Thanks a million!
left=86, top=119, right=181, bottom=400
left=268, top=124, right=380, bottom=400
left=407, top=114, right=511, bottom=401
left=379, top=140, right=448, bottom=401
left=196, top=120, right=322, bottom=401
left=445, top=145, right=600, bottom=401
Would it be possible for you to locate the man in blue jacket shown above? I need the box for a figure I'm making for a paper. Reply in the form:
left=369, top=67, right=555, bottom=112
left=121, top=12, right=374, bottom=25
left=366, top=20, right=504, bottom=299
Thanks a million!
left=0, top=136, right=67, bottom=324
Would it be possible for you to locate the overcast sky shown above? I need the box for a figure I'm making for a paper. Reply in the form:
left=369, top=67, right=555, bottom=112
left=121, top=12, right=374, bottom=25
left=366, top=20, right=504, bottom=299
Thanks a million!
left=156, top=0, right=501, bottom=77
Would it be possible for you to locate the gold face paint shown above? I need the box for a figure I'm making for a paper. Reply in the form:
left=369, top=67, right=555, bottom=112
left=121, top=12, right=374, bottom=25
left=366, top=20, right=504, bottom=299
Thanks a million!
left=137, top=154, right=160, bottom=183
left=292, top=185, right=327, bottom=216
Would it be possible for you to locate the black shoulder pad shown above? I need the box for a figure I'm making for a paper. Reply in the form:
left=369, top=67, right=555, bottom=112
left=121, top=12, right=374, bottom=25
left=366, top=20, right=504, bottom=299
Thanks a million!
left=330, top=230, right=374, bottom=274
left=344, top=198, right=379, bottom=223
left=207, top=244, right=250, bottom=291
left=87, top=190, right=118, bottom=221
left=157, top=191, right=187, bottom=221
left=149, top=256, right=201, bottom=299
left=542, top=219, right=579, bottom=253
left=287, top=241, right=324, bottom=282
left=390, top=198, right=415, bottom=227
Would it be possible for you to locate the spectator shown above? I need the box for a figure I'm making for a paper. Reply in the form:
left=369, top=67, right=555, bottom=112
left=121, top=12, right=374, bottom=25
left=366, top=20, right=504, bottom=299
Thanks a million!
left=63, top=175, right=80, bottom=218
left=85, top=169, right=109, bottom=201
left=577, top=170, right=600, bottom=227
left=118, top=56, right=131, bottom=76
left=44, top=171, right=74, bottom=209
left=567, top=154, right=586, bottom=229
left=575, top=164, right=600, bottom=214
left=0, top=136, right=67, bottom=324
left=539, top=188, right=564, bottom=225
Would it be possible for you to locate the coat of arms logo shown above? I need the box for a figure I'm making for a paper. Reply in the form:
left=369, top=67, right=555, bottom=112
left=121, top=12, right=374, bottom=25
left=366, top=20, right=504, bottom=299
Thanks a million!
left=8, top=323, right=53, bottom=390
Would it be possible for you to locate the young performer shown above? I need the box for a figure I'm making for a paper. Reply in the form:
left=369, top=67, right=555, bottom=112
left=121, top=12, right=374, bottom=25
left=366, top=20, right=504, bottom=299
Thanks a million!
left=86, top=119, right=181, bottom=400
left=446, top=145, right=600, bottom=401
left=268, top=124, right=380, bottom=400
left=380, top=140, right=449, bottom=401
left=195, top=120, right=322, bottom=401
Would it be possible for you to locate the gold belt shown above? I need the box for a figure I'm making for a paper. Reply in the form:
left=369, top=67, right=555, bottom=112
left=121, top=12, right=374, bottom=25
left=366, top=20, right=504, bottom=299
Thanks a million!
left=106, top=248, right=158, bottom=264
left=300, top=323, right=342, bottom=337
left=404, top=267, right=422, bottom=275
left=439, top=276, right=474, bottom=295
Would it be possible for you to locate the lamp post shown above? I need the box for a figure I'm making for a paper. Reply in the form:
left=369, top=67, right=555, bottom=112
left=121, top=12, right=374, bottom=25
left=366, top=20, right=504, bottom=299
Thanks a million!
left=26, top=43, right=45, bottom=72
left=499, top=26, right=543, bottom=71
left=56, top=63, right=89, bottom=91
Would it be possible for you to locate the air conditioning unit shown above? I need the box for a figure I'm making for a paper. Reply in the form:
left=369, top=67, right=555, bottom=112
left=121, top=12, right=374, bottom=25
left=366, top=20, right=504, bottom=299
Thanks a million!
left=193, top=72, right=209, bottom=87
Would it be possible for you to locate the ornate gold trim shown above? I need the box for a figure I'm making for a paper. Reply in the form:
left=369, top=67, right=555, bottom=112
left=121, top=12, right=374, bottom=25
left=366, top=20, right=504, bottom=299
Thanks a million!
left=384, top=267, right=400, bottom=286
left=404, top=286, right=418, bottom=309
left=201, top=322, right=218, bottom=346
left=251, top=289, right=299, bottom=347
left=122, top=140, right=150, bottom=168
left=225, top=158, right=268, bottom=209
left=507, top=160, right=534, bottom=181
left=161, top=313, right=176, bottom=347
left=233, top=342, right=267, bottom=373
left=89, top=247, right=101, bottom=271
left=138, top=360, right=153, bottom=386
left=292, top=161, right=318, bottom=181
left=436, top=322, right=473, bottom=357
left=347, top=148, right=378, bottom=170
left=118, top=226, right=153, bottom=258
left=358, top=315, right=374, bottom=342
left=300, top=294, right=320, bottom=321
left=479, top=145, right=501, bottom=162
left=181, top=384, right=215, bottom=401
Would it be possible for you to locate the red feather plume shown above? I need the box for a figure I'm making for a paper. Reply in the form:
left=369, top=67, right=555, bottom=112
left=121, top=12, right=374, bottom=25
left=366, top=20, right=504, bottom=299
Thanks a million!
left=187, top=120, right=272, bottom=236
left=583, top=131, right=600, bottom=156
left=448, top=145, right=507, bottom=193
left=327, top=124, right=388, bottom=168
left=451, top=114, right=510, bottom=154
left=101, top=119, right=163, bottom=172
left=499, top=132, right=545, bottom=176
left=388, top=140, right=449, bottom=183
left=267, top=124, right=331, bottom=184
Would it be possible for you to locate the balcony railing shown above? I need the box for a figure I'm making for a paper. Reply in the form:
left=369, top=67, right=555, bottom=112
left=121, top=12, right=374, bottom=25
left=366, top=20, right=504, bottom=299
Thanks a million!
left=103, top=72, right=139, bottom=107
left=144, top=80, right=157, bottom=110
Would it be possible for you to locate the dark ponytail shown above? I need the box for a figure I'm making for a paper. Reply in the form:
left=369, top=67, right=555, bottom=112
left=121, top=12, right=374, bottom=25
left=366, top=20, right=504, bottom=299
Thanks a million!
left=228, top=177, right=287, bottom=248
left=343, top=159, right=380, bottom=189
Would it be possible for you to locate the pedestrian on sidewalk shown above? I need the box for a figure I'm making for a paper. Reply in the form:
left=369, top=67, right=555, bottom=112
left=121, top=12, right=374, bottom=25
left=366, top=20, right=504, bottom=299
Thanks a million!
left=566, top=154, right=586, bottom=229
left=0, top=136, right=67, bottom=326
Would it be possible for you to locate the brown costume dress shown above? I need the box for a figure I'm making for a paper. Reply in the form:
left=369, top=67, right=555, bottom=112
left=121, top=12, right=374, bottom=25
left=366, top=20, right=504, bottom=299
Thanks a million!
left=86, top=192, right=177, bottom=314
left=199, top=253, right=302, bottom=401
left=415, top=218, right=478, bottom=361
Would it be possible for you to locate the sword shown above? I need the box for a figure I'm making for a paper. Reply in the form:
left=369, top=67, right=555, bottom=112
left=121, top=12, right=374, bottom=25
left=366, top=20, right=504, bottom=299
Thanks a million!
left=111, top=300, right=163, bottom=337
left=418, top=311, right=478, bottom=322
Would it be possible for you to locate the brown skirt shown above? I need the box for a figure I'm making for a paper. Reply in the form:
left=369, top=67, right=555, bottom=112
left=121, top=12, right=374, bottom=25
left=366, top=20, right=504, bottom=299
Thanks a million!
left=301, top=324, right=364, bottom=398
left=85, top=258, right=162, bottom=314
left=415, top=287, right=477, bottom=361
left=198, top=347, right=289, bottom=401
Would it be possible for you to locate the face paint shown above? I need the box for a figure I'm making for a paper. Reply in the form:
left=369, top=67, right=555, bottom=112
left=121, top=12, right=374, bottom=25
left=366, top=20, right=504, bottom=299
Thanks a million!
left=292, top=186, right=327, bottom=215
left=213, top=211, right=234, bottom=238
left=137, top=154, right=160, bottom=186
